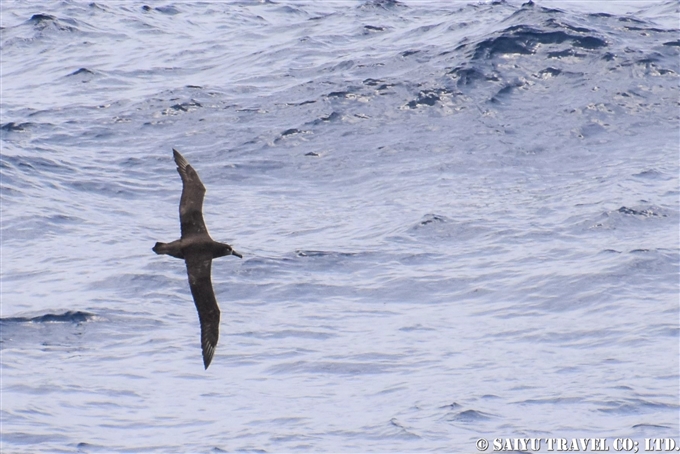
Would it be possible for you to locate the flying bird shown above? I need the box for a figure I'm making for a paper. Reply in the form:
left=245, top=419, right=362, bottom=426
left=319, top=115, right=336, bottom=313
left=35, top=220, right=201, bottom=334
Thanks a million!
left=153, top=149, right=242, bottom=369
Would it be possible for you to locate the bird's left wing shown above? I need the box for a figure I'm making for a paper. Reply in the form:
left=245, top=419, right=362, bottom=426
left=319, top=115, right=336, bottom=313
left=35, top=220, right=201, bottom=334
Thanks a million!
left=173, top=149, right=209, bottom=238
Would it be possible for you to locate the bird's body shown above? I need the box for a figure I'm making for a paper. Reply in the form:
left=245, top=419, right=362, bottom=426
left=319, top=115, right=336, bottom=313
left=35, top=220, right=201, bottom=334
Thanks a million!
left=153, top=149, right=241, bottom=369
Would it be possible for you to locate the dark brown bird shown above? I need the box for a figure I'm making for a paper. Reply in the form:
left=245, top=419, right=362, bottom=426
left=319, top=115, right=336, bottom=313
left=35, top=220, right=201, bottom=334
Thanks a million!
left=153, top=149, right=242, bottom=369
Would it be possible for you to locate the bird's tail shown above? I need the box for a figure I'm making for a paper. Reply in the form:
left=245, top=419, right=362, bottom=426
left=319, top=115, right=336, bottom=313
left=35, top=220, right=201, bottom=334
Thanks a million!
left=152, top=241, right=184, bottom=259
left=153, top=242, right=168, bottom=254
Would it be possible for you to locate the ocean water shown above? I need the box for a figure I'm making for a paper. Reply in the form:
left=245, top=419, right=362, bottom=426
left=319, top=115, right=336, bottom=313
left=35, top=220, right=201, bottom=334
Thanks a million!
left=1, top=0, right=679, bottom=452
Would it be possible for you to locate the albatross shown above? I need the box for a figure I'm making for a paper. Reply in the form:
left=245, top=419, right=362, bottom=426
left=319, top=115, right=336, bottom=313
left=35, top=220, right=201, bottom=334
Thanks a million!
left=153, top=149, right=242, bottom=369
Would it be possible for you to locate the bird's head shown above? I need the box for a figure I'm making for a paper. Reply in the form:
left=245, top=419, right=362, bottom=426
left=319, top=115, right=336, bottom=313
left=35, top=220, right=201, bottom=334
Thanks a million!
left=215, top=242, right=242, bottom=259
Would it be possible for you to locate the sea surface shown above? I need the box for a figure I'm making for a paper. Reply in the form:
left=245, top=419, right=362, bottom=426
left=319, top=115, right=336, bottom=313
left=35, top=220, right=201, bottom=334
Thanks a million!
left=1, top=1, right=679, bottom=452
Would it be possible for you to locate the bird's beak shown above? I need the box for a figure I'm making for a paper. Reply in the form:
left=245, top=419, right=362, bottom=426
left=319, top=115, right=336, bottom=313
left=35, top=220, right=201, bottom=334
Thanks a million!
left=232, top=250, right=243, bottom=259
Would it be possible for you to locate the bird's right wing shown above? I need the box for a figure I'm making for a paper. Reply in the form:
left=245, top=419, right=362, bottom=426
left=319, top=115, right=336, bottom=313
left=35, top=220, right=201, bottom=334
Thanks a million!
left=173, top=149, right=208, bottom=238
left=184, top=251, right=220, bottom=369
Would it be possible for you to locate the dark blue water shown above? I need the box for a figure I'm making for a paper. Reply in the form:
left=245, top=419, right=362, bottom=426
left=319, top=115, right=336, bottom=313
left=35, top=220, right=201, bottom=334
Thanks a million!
left=2, top=1, right=679, bottom=452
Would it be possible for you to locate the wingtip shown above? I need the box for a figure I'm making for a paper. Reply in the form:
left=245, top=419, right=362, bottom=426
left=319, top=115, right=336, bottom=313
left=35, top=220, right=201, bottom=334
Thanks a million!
left=202, top=342, right=216, bottom=369
left=172, top=148, right=189, bottom=169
